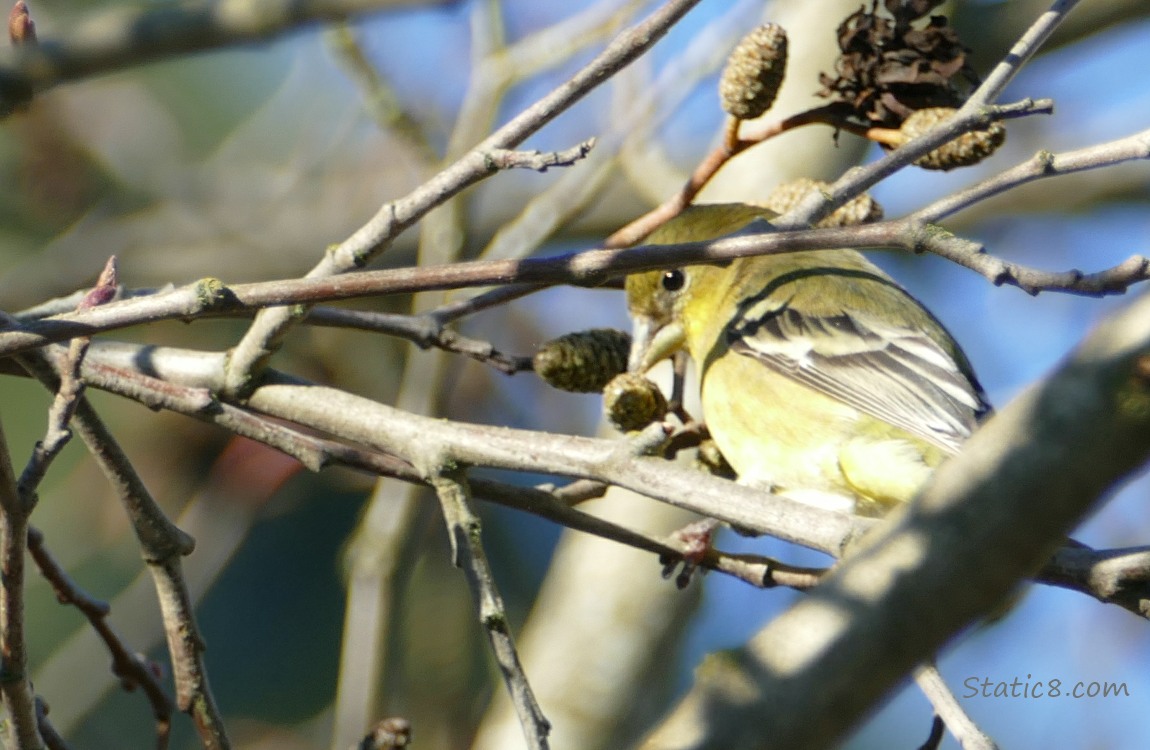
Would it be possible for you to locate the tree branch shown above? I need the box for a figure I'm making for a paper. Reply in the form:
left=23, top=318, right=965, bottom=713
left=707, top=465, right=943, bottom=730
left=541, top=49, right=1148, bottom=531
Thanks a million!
left=66, top=401, right=228, bottom=750
left=220, top=0, right=706, bottom=395
left=429, top=470, right=551, bottom=750
left=0, top=419, right=43, bottom=749
left=0, top=0, right=456, bottom=115
left=65, top=337, right=1150, bottom=621
left=966, top=0, right=1085, bottom=109
left=914, top=664, right=998, bottom=750
left=25, top=337, right=1150, bottom=619
left=26, top=527, right=174, bottom=749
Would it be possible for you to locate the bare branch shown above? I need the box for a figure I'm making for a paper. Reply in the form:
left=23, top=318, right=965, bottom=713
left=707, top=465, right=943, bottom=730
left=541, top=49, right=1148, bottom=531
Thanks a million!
left=27, top=527, right=173, bottom=749
left=33, top=698, right=67, bottom=750
left=27, top=340, right=1150, bottom=620
left=66, top=402, right=227, bottom=750
left=72, top=340, right=864, bottom=556
left=917, top=128, right=1150, bottom=223
left=220, top=0, right=706, bottom=396
left=430, top=470, right=551, bottom=750
left=304, top=307, right=534, bottom=375
left=966, top=0, right=1086, bottom=109
left=0, top=0, right=456, bottom=115
left=17, top=257, right=117, bottom=504
left=484, top=140, right=597, bottom=172
left=1035, top=543, right=1150, bottom=617
left=914, top=664, right=998, bottom=750
left=0, top=419, right=43, bottom=749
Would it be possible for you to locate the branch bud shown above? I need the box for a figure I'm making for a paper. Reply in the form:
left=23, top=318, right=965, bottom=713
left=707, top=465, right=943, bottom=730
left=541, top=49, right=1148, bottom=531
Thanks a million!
left=9, top=1, right=36, bottom=46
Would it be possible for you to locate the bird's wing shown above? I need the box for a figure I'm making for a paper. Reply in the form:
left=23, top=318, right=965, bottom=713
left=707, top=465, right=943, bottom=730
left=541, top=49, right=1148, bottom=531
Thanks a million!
left=729, top=303, right=989, bottom=454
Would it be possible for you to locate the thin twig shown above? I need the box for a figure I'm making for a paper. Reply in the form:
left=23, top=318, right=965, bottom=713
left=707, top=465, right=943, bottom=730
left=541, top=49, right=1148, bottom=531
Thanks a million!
left=769, top=98, right=1054, bottom=232
left=702, top=551, right=827, bottom=591
left=605, top=105, right=845, bottom=248
left=325, top=22, right=440, bottom=165
left=6, top=125, right=1146, bottom=370
left=485, top=140, right=597, bottom=172
left=16, top=340, right=1150, bottom=616
left=16, top=295, right=536, bottom=376
left=1035, top=543, right=1150, bottom=618
left=220, top=0, right=706, bottom=396
left=0, top=0, right=456, bottom=115
left=917, top=128, right=1150, bottom=224
left=27, top=527, right=174, bottom=749
left=67, top=401, right=229, bottom=750
left=914, top=664, right=998, bottom=750
left=34, top=698, right=68, bottom=750
left=17, top=257, right=117, bottom=504
left=0, top=419, right=43, bottom=749
left=304, top=307, right=534, bottom=375
left=965, top=0, right=1085, bottom=109
left=429, top=470, right=551, bottom=750
left=427, top=283, right=550, bottom=326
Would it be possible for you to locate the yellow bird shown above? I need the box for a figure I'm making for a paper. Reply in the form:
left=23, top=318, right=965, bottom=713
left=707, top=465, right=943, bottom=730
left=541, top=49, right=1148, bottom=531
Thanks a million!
left=625, top=203, right=990, bottom=516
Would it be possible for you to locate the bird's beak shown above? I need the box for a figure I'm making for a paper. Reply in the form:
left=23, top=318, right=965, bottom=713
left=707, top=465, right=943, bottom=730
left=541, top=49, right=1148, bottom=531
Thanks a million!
left=629, top=316, right=686, bottom=373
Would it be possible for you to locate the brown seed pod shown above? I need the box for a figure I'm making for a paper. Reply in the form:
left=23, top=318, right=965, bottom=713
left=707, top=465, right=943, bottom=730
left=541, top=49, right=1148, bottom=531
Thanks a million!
left=533, top=328, right=631, bottom=394
left=603, top=373, right=668, bottom=433
left=898, top=107, right=1006, bottom=171
left=763, top=177, right=884, bottom=228
left=817, top=2, right=976, bottom=129
left=719, top=23, right=788, bottom=120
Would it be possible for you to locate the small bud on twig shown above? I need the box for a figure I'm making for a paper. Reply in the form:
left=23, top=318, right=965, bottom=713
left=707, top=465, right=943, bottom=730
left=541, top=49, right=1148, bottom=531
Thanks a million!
left=9, top=0, right=36, bottom=46
left=79, top=256, right=119, bottom=310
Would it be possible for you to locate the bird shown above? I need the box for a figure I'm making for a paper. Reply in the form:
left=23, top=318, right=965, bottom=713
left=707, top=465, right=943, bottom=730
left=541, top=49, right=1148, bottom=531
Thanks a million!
left=625, top=202, right=991, bottom=516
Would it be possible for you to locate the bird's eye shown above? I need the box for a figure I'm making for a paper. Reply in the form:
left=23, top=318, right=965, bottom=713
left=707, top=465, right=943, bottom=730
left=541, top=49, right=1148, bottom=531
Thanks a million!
left=661, top=270, right=685, bottom=292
